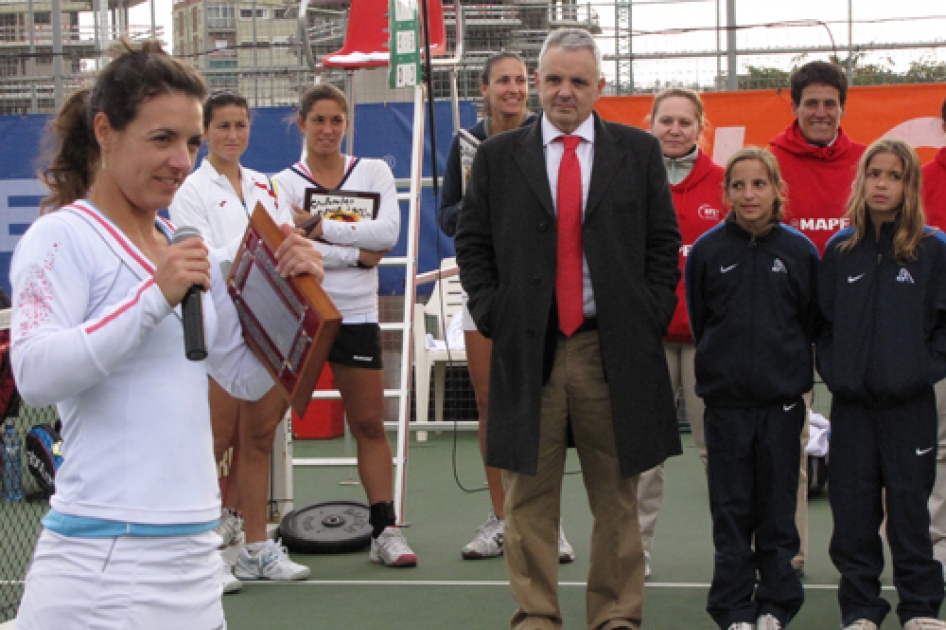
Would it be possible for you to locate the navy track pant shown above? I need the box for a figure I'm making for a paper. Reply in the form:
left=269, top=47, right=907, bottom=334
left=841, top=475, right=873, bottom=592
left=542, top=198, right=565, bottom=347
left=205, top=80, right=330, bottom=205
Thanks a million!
left=705, top=400, right=805, bottom=629
left=829, top=390, right=944, bottom=627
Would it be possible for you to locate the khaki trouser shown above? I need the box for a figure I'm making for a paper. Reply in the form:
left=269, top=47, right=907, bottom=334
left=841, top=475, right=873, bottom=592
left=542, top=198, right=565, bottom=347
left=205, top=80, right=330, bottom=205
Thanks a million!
left=504, top=331, right=645, bottom=630
left=637, top=344, right=704, bottom=554
left=930, top=378, right=946, bottom=569
left=794, top=397, right=811, bottom=573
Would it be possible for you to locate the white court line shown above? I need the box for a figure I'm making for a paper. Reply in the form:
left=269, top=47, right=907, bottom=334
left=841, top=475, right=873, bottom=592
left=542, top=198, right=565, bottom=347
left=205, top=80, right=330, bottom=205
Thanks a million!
left=244, top=579, right=890, bottom=592
left=1, top=578, right=892, bottom=592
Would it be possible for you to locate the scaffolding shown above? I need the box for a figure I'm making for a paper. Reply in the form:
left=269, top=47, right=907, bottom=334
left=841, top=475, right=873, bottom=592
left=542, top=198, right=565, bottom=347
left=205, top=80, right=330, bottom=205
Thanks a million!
left=3, top=1, right=943, bottom=115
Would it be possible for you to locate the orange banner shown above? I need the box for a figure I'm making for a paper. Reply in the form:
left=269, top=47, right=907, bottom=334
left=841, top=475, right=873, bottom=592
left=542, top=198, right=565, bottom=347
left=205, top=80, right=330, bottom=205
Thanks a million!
left=595, top=83, right=946, bottom=165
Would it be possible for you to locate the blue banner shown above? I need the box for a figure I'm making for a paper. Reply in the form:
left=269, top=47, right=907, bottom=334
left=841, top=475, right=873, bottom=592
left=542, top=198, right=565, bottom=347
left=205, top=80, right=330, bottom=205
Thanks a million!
left=0, top=100, right=477, bottom=297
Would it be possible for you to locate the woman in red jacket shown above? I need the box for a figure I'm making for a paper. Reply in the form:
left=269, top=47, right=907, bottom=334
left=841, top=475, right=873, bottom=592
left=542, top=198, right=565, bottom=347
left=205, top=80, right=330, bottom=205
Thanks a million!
left=638, top=87, right=726, bottom=578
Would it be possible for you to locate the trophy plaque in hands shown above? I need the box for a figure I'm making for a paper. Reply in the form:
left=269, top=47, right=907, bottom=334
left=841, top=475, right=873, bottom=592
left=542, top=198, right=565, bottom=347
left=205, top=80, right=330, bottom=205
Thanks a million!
left=228, top=203, right=341, bottom=417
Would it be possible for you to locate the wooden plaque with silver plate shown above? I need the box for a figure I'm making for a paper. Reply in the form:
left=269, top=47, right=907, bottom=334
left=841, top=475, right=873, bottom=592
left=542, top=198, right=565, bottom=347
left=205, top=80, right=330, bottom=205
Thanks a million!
left=227, top=203, right=341, bottom=418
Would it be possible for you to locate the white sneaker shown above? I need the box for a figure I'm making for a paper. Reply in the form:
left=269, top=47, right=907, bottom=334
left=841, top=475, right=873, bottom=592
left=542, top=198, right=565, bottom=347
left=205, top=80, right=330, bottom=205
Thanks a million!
left=644, top=550, right=652, bottom=579
left=727, top=623, right=755, bottom=630
left=215, top=508, right=244, bottom=549
left=905, top=619, right=946, bottom=630
left=842, top=620, right=878, bottom=630
left=233, top=539, right=311, bottom=581
left=757, top=614, right=782, bottom=630
left=461, top=513, right=504, bottom=559
left=370, top=526, right=418, bottom=567
left=558, top=522, right=575, bottom=564
left=217, top=554, right=242, bottom=594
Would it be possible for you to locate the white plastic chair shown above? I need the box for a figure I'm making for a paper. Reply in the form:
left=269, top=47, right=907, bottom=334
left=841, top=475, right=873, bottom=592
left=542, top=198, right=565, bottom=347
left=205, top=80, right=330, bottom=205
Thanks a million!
left=413, top=257, right=466, bottom=441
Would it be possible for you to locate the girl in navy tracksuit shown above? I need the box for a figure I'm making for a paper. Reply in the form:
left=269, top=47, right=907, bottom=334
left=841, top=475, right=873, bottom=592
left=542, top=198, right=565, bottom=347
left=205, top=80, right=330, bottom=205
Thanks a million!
left=817, top=138, right=946, bottom=630
left=686, top=147, right=819, bottom=630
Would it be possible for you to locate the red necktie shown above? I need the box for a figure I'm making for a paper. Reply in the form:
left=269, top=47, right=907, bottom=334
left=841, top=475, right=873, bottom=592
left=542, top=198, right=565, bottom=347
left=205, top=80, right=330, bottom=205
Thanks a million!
left=556, top=135, right=583, bottom=336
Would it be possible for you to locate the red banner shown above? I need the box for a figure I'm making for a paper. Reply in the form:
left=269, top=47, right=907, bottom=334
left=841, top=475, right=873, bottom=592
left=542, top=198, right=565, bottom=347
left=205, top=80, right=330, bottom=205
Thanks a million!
left=595, top=83, right=946, bottom=165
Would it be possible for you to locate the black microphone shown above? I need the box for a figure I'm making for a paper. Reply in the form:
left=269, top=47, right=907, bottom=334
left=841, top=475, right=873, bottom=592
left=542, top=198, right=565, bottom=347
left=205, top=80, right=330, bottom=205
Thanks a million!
left=171, top=226, right=208, bottom=361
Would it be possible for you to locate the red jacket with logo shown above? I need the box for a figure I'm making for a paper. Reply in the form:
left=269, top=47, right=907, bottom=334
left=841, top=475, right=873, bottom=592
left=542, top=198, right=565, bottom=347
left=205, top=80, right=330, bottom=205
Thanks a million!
left=667, top=149, right=726, bottom=344
left=770, top=121, right=866, bottom=254
left=923, top=148, right=946, bottom=230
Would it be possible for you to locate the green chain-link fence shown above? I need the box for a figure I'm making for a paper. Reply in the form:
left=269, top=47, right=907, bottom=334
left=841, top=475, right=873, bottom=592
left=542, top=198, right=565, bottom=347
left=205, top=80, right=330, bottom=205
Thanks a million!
left=0, top=404, right=59, bottom=624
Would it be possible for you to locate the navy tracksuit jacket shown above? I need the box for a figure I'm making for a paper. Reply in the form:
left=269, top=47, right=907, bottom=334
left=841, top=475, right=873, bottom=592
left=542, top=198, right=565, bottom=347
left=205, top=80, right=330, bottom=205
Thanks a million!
left=686, top=215, right=819, bottom=628
left=816, top=218, right=946, bottom=626
left=686, top=215, right=820, bottom=407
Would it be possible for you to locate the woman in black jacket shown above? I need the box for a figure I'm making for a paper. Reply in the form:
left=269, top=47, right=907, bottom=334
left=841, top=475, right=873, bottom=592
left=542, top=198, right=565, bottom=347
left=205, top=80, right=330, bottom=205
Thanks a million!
left=817, top=138, right=946, bottom=630
left=687, top=147, right=818, bottom=630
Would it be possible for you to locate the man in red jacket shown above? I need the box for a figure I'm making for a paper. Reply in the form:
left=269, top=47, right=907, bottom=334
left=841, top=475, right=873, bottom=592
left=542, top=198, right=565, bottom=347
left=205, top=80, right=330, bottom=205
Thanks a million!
left=770, top=60, right=867, bottom=578
left=770, top=61, right=867, bottom=254
left=922, top=97, right=946, bottom=582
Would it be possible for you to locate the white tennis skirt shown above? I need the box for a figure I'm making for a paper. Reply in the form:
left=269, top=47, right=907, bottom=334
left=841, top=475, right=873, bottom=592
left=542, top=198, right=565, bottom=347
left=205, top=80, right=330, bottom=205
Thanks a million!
left=16, top=529, right=226, bottom=630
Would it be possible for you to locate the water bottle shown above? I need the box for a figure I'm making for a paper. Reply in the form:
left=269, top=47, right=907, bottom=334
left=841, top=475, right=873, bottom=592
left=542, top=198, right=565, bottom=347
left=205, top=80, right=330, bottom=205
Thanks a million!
left=2, top=422, right=23, bottom=502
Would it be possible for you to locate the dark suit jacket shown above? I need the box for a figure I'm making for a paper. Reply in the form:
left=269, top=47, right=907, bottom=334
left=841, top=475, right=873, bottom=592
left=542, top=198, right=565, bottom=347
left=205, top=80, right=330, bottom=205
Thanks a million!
left=455, top=112, right=683, bottom=478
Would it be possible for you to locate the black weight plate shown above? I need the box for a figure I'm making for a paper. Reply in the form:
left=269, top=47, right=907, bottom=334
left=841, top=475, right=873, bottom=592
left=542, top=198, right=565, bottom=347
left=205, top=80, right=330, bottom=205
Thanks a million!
left=279, top=500, right=372, bottom=554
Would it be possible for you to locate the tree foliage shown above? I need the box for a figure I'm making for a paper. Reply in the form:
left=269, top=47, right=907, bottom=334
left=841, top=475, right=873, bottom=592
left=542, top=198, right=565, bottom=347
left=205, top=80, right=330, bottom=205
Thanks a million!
left=732, top=52, right=946, bottom=90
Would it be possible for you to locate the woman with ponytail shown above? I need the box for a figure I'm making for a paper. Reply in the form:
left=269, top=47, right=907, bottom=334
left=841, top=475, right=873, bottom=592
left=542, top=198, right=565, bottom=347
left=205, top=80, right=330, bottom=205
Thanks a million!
left=12, top=39, right=321, bottom=629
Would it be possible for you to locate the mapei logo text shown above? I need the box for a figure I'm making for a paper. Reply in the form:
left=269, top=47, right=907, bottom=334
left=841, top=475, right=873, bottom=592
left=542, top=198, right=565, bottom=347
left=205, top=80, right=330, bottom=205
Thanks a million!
left=697, top=204, right=722, bottom=221
left=791, top=218, right=850, bottom=232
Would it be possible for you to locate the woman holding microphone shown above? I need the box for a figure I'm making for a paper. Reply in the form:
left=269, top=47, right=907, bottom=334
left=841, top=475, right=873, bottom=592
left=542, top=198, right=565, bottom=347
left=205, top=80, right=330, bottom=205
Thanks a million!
left=12, top=40, right=321, bottom=629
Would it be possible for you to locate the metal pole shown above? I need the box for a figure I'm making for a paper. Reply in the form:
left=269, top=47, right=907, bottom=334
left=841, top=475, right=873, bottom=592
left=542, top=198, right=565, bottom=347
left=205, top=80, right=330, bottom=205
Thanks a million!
left=52, top=0, right=63, bottom=111
left=344, top=71, right=354, bottom=155
left=613, top=3, right=618, bottom=91
left=627, top=1, right=633, bottom=93
left=92, top=0, right=100, bottom=64
left=726, top=0, right=737, bottom=91
left=202, top=1, right=208, bottom=71
left=99, top=0, right=109, bottom=69
left=716, top=0, right=721, bottom=89
left=151, top=0, right=156, bottom=41
left=847, top=0, right=854, bottom=80
left=252, top=0, right=259, bottom=107
left=27, top=0, right=36, bottom=112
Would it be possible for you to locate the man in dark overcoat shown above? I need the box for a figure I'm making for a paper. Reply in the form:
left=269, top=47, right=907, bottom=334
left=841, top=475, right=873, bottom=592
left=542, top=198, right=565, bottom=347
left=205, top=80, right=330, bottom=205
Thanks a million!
left=455, top=27, right=683, bottom=630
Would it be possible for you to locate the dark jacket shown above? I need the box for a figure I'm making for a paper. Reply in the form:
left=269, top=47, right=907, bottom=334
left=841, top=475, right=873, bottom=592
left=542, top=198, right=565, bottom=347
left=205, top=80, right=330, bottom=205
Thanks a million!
left=438, top=115, right=538, bottom=237
left=455, top=112, right=683, bottom=478
left=816, top=219, right=946, bottom=406
left=686, top=214, right=820, bottom=407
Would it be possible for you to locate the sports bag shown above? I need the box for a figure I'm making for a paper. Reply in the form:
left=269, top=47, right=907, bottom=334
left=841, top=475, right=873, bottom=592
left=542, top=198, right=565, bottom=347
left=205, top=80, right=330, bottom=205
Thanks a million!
left=25, top=421, right=63, bottom=495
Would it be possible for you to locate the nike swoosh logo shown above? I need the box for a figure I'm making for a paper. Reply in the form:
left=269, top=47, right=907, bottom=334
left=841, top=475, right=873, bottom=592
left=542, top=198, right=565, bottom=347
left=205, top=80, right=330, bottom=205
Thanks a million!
left=783, top=402, right=798, bottom=411
left=848, top=273, right=865, bottom=283
left=721, top=264, right=738, bottom=273
left=917, top=447, right=935, bottom=456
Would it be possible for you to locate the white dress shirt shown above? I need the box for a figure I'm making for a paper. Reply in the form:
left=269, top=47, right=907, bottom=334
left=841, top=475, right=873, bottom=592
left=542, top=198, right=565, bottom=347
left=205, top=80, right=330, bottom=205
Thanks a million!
left=541, top=114, right=597, bottom=318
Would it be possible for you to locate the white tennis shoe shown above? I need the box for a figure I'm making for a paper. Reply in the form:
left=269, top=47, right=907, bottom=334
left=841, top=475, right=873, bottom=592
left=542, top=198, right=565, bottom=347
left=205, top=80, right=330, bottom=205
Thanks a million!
left=234, top=539, right=311, bottom=581
left=462, top=513, right=504, bottom=559
left=370, top=526, right=418, bottom=567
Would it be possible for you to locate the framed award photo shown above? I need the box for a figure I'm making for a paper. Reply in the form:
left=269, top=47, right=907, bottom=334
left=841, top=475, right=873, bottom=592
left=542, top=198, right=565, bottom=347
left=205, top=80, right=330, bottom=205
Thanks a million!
left=457, top=128, right=480, bottom=197
left=228, top=203, right=342, bottom=418
left=302, top=189, right=381, bottom=223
